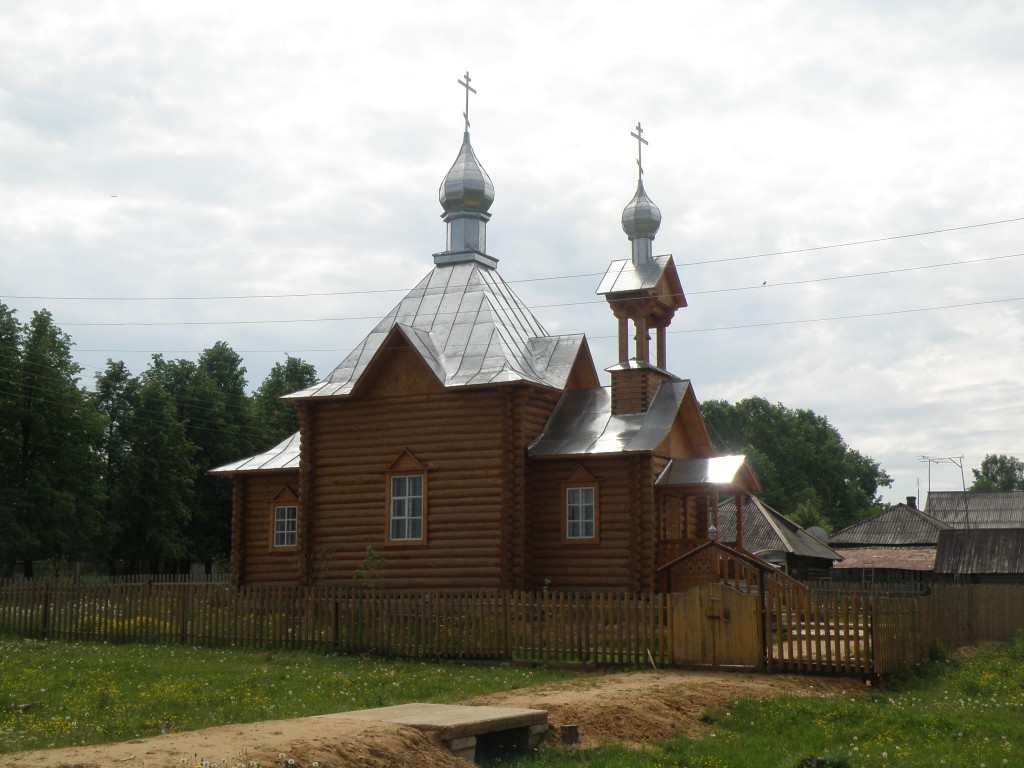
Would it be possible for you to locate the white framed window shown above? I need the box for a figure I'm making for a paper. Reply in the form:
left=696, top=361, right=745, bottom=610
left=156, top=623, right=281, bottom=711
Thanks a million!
left=273, top=505, right=297, bottom=548
left=389, top=474, right=424, bottom=541
left=566, top=487, right=596, bottom=539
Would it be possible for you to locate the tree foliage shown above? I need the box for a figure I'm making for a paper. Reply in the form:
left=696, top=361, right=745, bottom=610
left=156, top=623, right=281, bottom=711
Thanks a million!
left=970, top=454, right=1024, bottom=492
left=700, top=396, right=892, bottom=532
left=0, top=303, right=320, bottom=575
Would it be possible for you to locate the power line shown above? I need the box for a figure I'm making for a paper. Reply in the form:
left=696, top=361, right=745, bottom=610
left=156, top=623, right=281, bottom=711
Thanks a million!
left=44, top=248, right=1024, bottom=328
left=4, top=213, right=1022, bottom=303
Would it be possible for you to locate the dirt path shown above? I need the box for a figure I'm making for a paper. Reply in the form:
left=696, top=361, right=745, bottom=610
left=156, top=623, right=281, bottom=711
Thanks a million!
left=0, top=670, right=863, bottom=768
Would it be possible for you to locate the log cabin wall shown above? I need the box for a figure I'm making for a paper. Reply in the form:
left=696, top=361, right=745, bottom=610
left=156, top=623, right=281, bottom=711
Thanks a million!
left=235, top=472, right=302, bottom=585
left=525, top=455, right=658, bottom=591
left=299, top=383, right=561, bottom=591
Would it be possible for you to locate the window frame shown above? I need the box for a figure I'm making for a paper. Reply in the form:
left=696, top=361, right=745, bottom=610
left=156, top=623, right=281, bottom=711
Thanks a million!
left=386, top=472, right=427, bottom=544
left=563, top=484, right=599, bottom=543
left=271, top=504, right=298, bottom=549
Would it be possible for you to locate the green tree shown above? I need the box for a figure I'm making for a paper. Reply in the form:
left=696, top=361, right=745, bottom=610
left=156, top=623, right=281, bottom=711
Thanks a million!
left=0, top=304, right=26, bottom=571
left=114, top=379, right=196, bottom=569
left=970, top=454, right=1024, bottom=491
left=251, top=355, right=318, bottom=447
left=701, top=396, right=892, bottom=531
left=144, top=343, right=251, bottom=568
left=14, top=310, right=105, bottom=574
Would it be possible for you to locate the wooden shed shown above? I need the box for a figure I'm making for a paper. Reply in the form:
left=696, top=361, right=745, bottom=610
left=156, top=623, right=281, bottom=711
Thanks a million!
left=213, top=118, right=760, bottom=591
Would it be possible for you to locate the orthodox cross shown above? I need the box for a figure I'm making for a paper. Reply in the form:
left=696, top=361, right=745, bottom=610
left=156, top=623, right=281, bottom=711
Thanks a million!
left=631, top=121, right=648, bottom=179
left=458, top=71, right=476, bottom=132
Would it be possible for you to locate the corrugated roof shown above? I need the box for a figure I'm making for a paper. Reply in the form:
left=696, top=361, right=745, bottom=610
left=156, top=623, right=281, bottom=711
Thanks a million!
left=210, top=432, right=300, bottom=475
left=933, top=529, right=1024, bottom=574
left=830, top=504, right=949, bottom=546
left=832, top=546, right=937, bottom=571
left=925, top=491, right=1024, bottom=529
left=716, top=496, right=840, bottom=562
left=285, top=261, right=585, bottom=399
left=527, top=381, right=691, bottom=457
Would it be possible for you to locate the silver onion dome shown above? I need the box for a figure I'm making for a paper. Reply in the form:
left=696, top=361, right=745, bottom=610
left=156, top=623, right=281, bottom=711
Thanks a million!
left=621, top=179, right=661, bottom=264
left=439, top=132, right=495, bottom=213
left=621, top=179, right=662, bottom=240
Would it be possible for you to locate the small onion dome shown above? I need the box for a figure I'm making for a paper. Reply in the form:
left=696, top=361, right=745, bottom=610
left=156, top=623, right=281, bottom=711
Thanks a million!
left=621, top=179, right=662, bottom=240
left=439, top=132, right=495, bottom=213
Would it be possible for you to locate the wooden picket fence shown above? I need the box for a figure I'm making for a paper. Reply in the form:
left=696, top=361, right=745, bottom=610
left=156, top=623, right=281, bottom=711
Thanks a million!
left=2, top=581, right=1022, bottom=675
left=0, top=583, right=669, bottom=666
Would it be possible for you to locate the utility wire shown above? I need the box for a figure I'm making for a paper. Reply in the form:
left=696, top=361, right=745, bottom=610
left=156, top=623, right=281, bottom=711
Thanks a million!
left=45, top=250, right=1024, bottom=327
left=4, top=214, right=1022, bottom=303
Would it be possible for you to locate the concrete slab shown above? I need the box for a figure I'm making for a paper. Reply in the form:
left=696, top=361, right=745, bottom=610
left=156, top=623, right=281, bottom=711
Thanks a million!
left=339, top=703, right=548, bottom=741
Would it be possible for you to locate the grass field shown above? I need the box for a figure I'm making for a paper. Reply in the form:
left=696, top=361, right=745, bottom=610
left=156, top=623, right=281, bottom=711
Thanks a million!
left=3, top=634, right=1023, bottom=767
left=0, top=637, right=578, bottom=753
left=499, top=636, right=1024, bottom=768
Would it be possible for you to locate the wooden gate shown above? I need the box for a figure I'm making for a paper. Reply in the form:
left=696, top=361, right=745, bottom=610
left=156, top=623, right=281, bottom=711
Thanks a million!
left=671, top=583, right=761, bottom=667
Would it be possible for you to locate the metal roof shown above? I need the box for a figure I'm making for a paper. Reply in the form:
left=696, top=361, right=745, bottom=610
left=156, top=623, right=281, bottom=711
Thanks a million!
left=933, top=529, right=1024, bottom=575
left=716, top=496, right=840, bottom=562
left=527, top=381, right=692, bottom=457
left=924, top=491, right=1024, bottom=529
left=656, top=455, right=754, bottom=489
left=829, top=503, right=950, bottom=546
left=596, top=254, right=677, bottom=295
left=285, top=261, right=586, bottom=399
left=832, top=546, right=937, bottom=572
left=209, top=432, right=300, bottom=475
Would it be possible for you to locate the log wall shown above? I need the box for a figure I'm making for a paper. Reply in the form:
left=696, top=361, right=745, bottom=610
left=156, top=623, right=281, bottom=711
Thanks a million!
left=525, top=455, right=650, bottom=591
left=284, top=382, right=561, bottom=591
left=236, top=473, right=302, bottom=585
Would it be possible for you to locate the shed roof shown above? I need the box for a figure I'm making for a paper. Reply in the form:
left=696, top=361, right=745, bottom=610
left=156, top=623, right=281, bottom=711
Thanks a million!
left=528, top=381, right=696, bottom=457
left=924, top=491, right=1024, bottom=529
left=210, top=432, right=300, bottom=475
left=831, top=546, right=937, bottom=571
left=285, top=261, right=586, bottom=399
left=933, top=529, right=1024, bottom=574
left=716, top=496, right=840, bottom=562
left=830, top=503, right=949, bottom=546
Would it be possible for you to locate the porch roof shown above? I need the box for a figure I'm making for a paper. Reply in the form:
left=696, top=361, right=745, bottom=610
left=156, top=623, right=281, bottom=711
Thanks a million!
left=655, top=455, right=762, bottom=494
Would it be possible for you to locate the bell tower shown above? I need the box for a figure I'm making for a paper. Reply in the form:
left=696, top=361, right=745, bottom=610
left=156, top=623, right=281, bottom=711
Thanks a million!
left=597, top=123, right=686, bottom=415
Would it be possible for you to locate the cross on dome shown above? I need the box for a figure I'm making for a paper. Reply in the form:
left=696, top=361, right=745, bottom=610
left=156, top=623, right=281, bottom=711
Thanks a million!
left=631, top=121, right=648, bottom=180
left=458, top=71, right=476, bottom=132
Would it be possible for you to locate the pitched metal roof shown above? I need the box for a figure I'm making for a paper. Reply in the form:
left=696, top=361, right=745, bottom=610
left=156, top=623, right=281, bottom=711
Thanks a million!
left=829, top=503, right=950, bottom=546
left=832, top=546, right=937, bottom=571
left=716, top=496, right=840, bottom=562
left=597, top=255, right=677, bottom=295
left=285, top=261, right=585, bottom=399
left=656, top=456, right=761, bottom=494
left=209, top=432, right=300, bottom=475
left=933, top=529, right=1024, bottom=574
left=527, top=381, right=692, bottom=457
left=924, top=491, right=1024, bottom=529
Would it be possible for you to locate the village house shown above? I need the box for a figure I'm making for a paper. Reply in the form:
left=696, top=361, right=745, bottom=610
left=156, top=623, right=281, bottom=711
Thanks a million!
left=212, top=87, right=762, bottom=591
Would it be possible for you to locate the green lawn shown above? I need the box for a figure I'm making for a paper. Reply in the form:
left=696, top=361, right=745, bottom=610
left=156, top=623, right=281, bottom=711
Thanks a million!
left=496, top=637, right=1024, bottom=768
left=0, top=637, right=578, bottom=753
left=3, top=635, right=1024, bottom=767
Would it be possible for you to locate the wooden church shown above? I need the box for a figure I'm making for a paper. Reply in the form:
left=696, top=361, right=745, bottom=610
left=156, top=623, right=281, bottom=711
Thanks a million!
left=212, top=85, right=761, bottom=592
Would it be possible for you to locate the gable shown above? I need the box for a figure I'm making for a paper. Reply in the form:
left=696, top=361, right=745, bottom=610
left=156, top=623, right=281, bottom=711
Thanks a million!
left=655, top=384, right=715, bottom=458
left=352, top=327, right=446, bottom=399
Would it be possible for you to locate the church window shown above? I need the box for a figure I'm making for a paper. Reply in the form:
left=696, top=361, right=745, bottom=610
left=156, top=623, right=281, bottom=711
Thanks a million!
left=273, top=505, right=297, bottom=548
left=566, top=487, right=596, bottom=540
left=389, top=474, right=424, bottom=541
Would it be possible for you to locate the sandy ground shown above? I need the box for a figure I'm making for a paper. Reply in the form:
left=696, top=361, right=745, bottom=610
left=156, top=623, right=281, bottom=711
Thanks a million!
left=0, top=670, right=863, bottom=768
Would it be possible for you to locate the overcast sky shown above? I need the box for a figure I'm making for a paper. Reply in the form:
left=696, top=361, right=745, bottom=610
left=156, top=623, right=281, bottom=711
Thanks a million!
left=2, top=1, right=1022, bottom=509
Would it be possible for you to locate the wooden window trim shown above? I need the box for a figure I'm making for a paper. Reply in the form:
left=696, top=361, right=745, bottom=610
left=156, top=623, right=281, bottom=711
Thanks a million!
left=563, top=484, right=599, bottom=544
left=385, top=471, right=428, bottom=546
left=270, top=504, right=298, bottom=550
